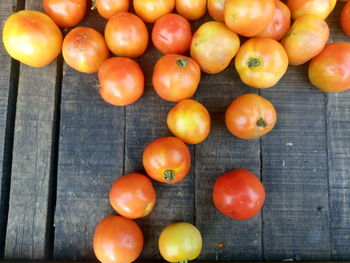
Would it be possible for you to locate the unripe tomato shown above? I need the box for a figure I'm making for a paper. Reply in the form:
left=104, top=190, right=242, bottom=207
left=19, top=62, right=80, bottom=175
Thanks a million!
left=341, top=0, right=350, bottom=36
left=208, top=0, right=225, bottom=22
left=287, top=0, right=336, bottom=20
left=175, top=0, right=206, bottom=21
left=134, top=0, right=175, bottom=23
left=95, top=0, right=129, bottom=19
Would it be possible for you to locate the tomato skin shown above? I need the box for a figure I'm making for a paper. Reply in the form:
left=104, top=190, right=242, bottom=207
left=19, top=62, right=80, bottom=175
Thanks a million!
left=143, top=137, right=191, bottom=184
left=43, top=0, right=86, bottom=28
left=153, top=55, right=200, bottom=102
left=308, top=42, right=350, bottom=92
left=134, top=0, right=175, bottom=23
left=175, top=0, right=206, bottom=20
left=167, top=99, right=210, bottom=144
left=109, top=173, right=156, bottom=219
left=95, top=0, right=129, bottom=19
left=341, top=1, right=350, bottom=36
left=152, top=14, right=192, bottom=55
left=287, top=0, right=336, bottom=20
left=225, top=94, right=277, bottom=140
left=224, top=0, right=275, bottom=37
left=2, top=10, right=62, bottom=68
left=93, top=216, right=143, bottom=263
left=158, top=222, right=202, bottom=263
left=207, top=0, right=225, bottom=22
left=98, top=57, right=144, bottom=106
left=213, top=169, right=266, bottom=220
left=190, top=22, right=240, bottom=74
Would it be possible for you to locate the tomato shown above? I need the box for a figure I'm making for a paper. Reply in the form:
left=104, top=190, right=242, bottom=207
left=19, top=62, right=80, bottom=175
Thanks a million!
left=175, top=0, right=206, bottom=21
left=109, top=173, right=156, bottom=219
left=235, top=38, right=288, bottom=89
left=224, top=0, right=275, bottom=37
left=287, top=0, right=336, bottom=20
left=281, top=15, right=329, bottom=66
left=143, top=137, right=191, bottom=184
left=257, top=0, right=291, bottom=41
left=225, top=94, right=277, bottom=140
left=308, top=42, right=350, bottom=92
left=213, top=169, right=266, bottom=220
left=152, top=14, right=192, bottom=55
left=134, top=0, right=175, bottom=23
left=2, top=10, right=62, bottom=67
left=105, top=12, right=148, bottom=58
left=43, top=0, right=86, bottom=28
left=167, top=99, right=210, bottom=144
left=62, top=27, right=108, bottom=73
left=95, top=0, right=129, bottom=19
left=93, top=215, right=143, bottom=263
left=152, top=55, right=200, bottom=102
left=341, top=0, right=350, bottom=36
left=98, top=57, right=144, bottom=106
left=207, top=0, right=225, bottom=22
left=190, top=22, right=240, bottom=74
left=158, top=222, right=202, bottom=263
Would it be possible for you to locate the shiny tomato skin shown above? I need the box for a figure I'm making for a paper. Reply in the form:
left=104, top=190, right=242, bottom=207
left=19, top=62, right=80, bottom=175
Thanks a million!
left=225, top=94, right=277, bottom=140
left=98, top=57, right=144, bottom=106
left=190, top=22, right=240, bottom=74
left=224, top=0, right=275, bottom=37
left=43, top=0, right=86, bottom=28
left=2, top=10, right=62, bottom=67
left=175, top=0, right=206, bottom=20
left=213, top=169, right=266, bottom=220
left=341, top=1, right=350, bottom=35
left=287, top=0, right=336, bottom=20
left=152, top=13, right=192, bottom=55
left=308, top=42, right=350, bottom=92
left=153, top=54, right=200, bottom=102
left=143, top=137, right=191, bottom=184
left=109, top=173, right=156, bottom=219
left=134, top=0, right=175, bottom=23
left=93, top=215, right=143, bottom=263
left=95, top=0, right=129, bottom=19
left=207, top=0, right=225, bottom=22
left=62, top=27, right=109, bottom=73
left=105, top=12, right=148, bottom=58
left=167, top=99, right=210, bottom=144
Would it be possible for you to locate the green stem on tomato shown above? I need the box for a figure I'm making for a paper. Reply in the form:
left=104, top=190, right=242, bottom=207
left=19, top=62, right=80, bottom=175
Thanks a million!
left=256, top=117, right=267, bottom=128
left=179, top=260, right=188, bottom=263
left=247, top=57, right=260, bottom=69
left=164, top=170, right=175, bottom=182
left=176, top=58, right=189, bottom=68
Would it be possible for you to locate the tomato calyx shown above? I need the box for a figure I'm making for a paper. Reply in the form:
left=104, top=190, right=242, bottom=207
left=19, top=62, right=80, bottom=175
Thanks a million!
left=164, top=170, right=175, bottom=181
left=247, top=57, right=261, bottom=69
left=91, top=0, right=97, bottom=10
left=256, top=117, right=267, bottom=128
left=176, top=58, right=189, bottom=68
left=179, top=260, right=188, bottom=263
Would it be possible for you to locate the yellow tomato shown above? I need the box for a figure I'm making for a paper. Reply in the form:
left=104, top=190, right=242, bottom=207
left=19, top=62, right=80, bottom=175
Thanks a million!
left=287, top=0, right=336, bottom=20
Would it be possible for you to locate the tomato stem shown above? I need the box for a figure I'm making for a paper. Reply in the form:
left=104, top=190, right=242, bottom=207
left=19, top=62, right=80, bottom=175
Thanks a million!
left=164, top=170, right=175, bottom=182
left=247, top=57, right=260, bottom=69
left=256, top=117, right=267, bottom=128
left=179, top=260, right=188, bottom=263
left=91, top=0, right=97, bottom=10
left=176, top=58, right=189, bottom=68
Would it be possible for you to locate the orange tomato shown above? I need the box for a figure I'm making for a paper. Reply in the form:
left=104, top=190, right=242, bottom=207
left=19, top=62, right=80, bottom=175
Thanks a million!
left=2, top=10, right=62, bottom=67
left=190, top=21, right=240, bottom=74
left=207, top=0, right=225, bottom=22
left=235, top=38, right=288, bottom=89
left=224, top=0, right=275, bottom=37
left=95, top=0, right=129, bottom=19
left=287, top=0, right=336, bottom=20
left=143, top=137, right=191, bottom=184
left=133, top=0, right=175, bottom=23
left=167, top=99, right=211, bottom=144
left=109, top=173, right=156, bottom=218
left=225, top=94, right=277, bottom=140
left=282, top=15, right=329, bottom=66
left=93, top=216, right=143, bottom=263
left=175, top=0, right=206, bottom=21
left=341, top=0, right=350, bottom=36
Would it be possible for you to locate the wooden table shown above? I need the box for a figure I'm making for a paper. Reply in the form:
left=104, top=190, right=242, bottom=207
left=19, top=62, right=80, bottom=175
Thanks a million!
left=0, top=0, right=350, bottom=261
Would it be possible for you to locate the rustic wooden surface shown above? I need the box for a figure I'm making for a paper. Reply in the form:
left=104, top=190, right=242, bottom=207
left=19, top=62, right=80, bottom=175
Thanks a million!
left=0, top=0, right=349, bottom=261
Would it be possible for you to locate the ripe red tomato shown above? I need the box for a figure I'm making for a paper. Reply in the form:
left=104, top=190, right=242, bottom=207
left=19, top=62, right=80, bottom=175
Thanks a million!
left=213, top=169, right=266, bottom=220
left=109, top=173, right=156, bottom=219
left=98, top=57, right=144, bottom=106
left=167, top=99, right=211, bottom=144
left=43, top=0, right=86, bottom=28
left=308, top=42, right=350, bottom=92
left=153, top=54, right=200, bottom=102
left=287, top=0, right=336, bottom=20
left=2, top=10, right=62, bottom=67
left=134, top=0, right=175, bottom=23
left=62, top=27, right=109, bottom=73
left=105, top=12, right=148, bottom=58
left=95, top=0, right=129, bottom=19
left=143, top=137, right=191, bottom=184
left=225, top=94, right=277, bottom=140
left=175, top=0, right=207, bottom=21
left=207, top=0, right=225, bottom=22
left=341, top=0, right=350, bottom=36
left=93, top=215, right=143, bottom=263
left=224, top=0, right=275, bottom=37
left=152, top=13, right=192, bottom=55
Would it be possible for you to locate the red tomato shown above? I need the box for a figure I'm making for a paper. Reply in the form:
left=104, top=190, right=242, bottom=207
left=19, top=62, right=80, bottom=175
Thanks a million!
left=287, top=0, right=336, bottom=20
left=134, top=0, right=175, bottom=23
left=93, top=215, right=143, bottom=263
left=98, top=57, right=144, bottom=106
left=341, top=0, right=350, bottom=36
left=43, top=0, right=86, bottom=28
left=62, top=27, right=109, bottom=73
left=207, top=0, right=225, bottom=22
left=176, top=0, right=207, bottom=21
left=143, top=137, right=191, bottom=184
left=153, top=54, right=200, bottom=102
left=109, top=173, right=156, bottom=219
left=105, top=12, right=148, bottom=58
left=2, top=10, right=62, bottom=67
left=152, top=13, right=192, bottom=55
left=213, top=169, right=266, bottom=220
left=257, top=0, right=291, bottom=41
left=95, top=0, right=129, bottom=19
left=308, top=42, right=350, bottom=92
